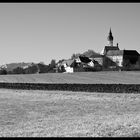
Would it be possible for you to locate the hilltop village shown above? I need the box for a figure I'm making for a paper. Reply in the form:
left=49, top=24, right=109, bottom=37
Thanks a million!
left=56, top=29, right=140, bottom=73
left=0, top=29, right=140, bottom=75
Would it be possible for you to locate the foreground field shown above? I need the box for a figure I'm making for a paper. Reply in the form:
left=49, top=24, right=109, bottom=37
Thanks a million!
left=0, top=89, right=140, bottom=137
left=0, top=71, right=140, bottom=84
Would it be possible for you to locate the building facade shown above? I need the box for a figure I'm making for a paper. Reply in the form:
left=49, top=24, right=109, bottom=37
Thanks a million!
left=102, top=29, right=140, bottom=70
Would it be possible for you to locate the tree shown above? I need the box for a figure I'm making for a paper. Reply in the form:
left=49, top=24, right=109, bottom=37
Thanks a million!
left=24, top=64, right=39, bottom=74
left=37, top=63, right=49, bottom=73
left=12, top=67, right=25, bottom=74
left=47, top=59, right=56, bottom=73
left=123, top=59, right=131, bottom=70
left=50, top=59, right=56, bottom=68
left=71, top=53, right=81, bottom=59
left=83, top=49, right=100, bottom=58
left=7, top=71, right=13, bottom=74
left=0, top=69, right=7, bottom=75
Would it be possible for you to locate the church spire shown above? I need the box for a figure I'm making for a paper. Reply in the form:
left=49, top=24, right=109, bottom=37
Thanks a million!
left=109, top=28, right=112, bottom=34
left=107, top=28, right=113, bottom=46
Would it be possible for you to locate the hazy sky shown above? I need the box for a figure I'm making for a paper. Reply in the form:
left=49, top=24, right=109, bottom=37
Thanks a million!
left=0, top=3, right=140, bottom=65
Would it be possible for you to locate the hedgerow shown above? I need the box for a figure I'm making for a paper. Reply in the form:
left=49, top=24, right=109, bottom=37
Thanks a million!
left=0, top=83, right=139, bottom=93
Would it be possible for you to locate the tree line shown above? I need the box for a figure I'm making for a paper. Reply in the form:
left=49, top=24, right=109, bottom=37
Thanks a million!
left=0, top=59, right=56, bottom=75
left=0, top=50, right=102, bottom=75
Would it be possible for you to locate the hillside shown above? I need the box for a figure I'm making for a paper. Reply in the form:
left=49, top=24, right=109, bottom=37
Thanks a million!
left=0, top=71, right=139, bottom=84
left=71, top=49, right=101, bottom=59
left=0, top=62, right=35, bottom=71
left=82, top=49, right=101, bottom=58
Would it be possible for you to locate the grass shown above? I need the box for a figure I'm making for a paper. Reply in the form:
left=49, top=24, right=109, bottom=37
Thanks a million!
left=0, top=71, right=140, bottom=84
left=0, top=89, right=140, bottom=137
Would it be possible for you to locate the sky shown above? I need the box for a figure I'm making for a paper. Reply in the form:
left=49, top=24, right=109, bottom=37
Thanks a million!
left=0, top=3, right=140, bottom=65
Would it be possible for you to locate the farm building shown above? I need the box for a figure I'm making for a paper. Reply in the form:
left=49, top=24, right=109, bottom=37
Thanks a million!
left=56, top=56, right=102, bottom=73
left=79, top=50, right=104, bottom=69
left=75, top=56, right=95, bottom=71
left=56, top=59, right=75, bottom=73
left=89, top=55, right=104, bottom=66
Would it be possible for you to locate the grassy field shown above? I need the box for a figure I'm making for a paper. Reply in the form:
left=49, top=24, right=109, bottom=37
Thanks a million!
left=0, top=71, right=140, bottom=137
left=0, top=71, right=140, bottom=84
left=0, top=89, right=140, bottom=137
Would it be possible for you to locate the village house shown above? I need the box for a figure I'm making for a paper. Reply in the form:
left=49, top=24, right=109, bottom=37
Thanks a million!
left=76, top=56, right=93, bottom=66
left=88, top=54, right=103, bottom=68
left=56, top=55, right=102, bottom=73
left=56, top=59, right=75, bottom=73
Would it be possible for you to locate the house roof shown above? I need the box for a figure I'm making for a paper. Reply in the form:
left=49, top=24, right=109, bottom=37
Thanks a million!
left=106, top=50, right=124, bottom=56
left=79, top=56, right=91, bottom=63
left=61, top=59, right=75, bottom=67
left=88, top=53, right=102, bottom=58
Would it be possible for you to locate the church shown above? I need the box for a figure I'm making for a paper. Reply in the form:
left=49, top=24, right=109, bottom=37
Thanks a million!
left=101, top=28, right=140, bottom=70
left=56, top=28, right=140, bottom=73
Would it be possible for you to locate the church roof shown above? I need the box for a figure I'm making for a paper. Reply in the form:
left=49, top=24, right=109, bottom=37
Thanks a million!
left=123, top=50, right=139, bottom=56
left=106, top=50, right=124, bottom=56
left=106, top=50, right=140, bottom=56
left=104, top=46, right=119, bottom=53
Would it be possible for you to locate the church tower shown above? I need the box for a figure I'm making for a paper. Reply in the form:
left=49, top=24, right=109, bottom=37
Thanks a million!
left=107, top=28, right=113, bottom=46
left=100, top=28, right=119, bottom=55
